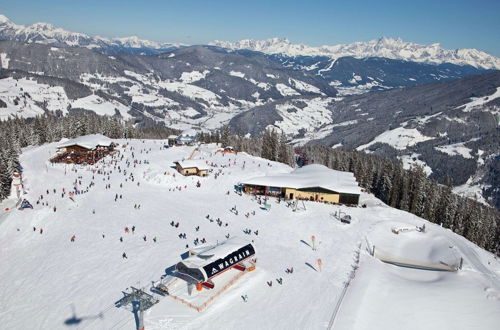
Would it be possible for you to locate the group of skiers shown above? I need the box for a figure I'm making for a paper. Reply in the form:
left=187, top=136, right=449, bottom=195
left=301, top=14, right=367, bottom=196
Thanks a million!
left=242, top=228, right=258, bottom=236
left=266, top=268, right=294, bottom=289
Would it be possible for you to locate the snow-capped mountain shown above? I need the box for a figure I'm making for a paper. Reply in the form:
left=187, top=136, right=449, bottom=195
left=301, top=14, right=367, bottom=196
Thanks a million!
left=210, top=37, right=500, bottom=70
left=0, top=14, right=182, bottom=55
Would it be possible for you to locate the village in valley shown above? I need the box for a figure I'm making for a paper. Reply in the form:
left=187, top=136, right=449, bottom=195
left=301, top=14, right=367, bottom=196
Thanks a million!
left=1, top=128, right=499, bottom=330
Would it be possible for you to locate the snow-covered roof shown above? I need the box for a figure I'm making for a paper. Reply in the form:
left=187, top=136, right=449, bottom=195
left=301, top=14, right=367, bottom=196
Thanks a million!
left=167, top=135, right=178, bottom=139
left=242, top=164, right=361, bottom=195
left=179, top=129, right=198, bottom=137
left=57, top=134, right=113, bottom=150
left=180, top=237, right=254, bottom=269
left=175, top=160, right=209, bottom=170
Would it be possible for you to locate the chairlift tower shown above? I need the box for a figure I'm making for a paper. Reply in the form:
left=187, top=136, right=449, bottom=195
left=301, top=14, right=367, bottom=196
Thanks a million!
left=115, top=287, right=159, bottom=330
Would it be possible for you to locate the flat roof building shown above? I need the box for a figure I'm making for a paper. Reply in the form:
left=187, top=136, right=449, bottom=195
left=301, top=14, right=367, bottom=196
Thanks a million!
left=242, top=164, right=361, bottom=205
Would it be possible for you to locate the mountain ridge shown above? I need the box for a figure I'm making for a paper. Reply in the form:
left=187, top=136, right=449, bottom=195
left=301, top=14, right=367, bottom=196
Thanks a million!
left=0, top=14, right=182, bottom=55
left=210, top=37, right=500, bottom=70
left=1, top=14, right=499, bottom=70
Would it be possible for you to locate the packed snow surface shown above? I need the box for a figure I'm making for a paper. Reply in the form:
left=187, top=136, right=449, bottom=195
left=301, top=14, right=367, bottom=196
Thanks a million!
left=0, top=139, right=499, bottom=329
left=275, top=83, right=300, bottom=96
left=71, top=94, right=132, bottom=119
left=435, top=142, right=474, bottom=159
left=357, top=127, right=434, bottom=151
left=273, top=97, right=333, bottom=137
left=399, top=153, right=433, bottom=176
left=458, top=87, right=500, bottom=112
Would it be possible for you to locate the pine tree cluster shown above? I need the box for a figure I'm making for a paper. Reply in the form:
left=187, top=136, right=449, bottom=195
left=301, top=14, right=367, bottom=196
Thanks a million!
left=300, top=145, right=499, bottom=256
left=198, top=127, right=295, bottom=167
left=0, top=113, right=177, bottom=199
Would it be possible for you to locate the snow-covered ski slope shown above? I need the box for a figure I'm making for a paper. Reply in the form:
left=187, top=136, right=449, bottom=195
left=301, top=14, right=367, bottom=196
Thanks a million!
left=0, top=140, right=499, bottom=330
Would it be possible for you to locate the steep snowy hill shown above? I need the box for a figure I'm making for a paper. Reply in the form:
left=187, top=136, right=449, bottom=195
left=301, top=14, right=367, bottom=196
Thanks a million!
left=211, top=37, right=500, bottom=70
left=0, top=140, right=499, bottom=329
left=0, top=14, right=181, bottom=55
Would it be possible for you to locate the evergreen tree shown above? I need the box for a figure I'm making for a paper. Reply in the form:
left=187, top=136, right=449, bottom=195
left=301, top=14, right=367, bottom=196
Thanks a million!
left=220, top=125, right=230, bottom=148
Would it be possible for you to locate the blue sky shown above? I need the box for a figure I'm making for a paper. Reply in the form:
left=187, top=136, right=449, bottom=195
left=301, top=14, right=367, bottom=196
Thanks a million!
left=2, top=0, right=500, bottom=56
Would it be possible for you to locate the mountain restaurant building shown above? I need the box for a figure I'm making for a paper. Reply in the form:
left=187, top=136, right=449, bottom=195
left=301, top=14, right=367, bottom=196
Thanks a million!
left=51, top=134, right=115, bottom=165
left=242, top=164, right=361, bottom=205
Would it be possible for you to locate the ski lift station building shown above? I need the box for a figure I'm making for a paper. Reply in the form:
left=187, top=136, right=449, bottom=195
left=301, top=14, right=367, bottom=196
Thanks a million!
left=176, top=237, right=256, bottom=289
left=242, top=164, right=361, bottom=205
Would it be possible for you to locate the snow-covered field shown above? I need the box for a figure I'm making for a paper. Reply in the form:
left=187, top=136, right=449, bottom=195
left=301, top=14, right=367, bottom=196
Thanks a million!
left=357, top=127, right=434, bottom=151
left=1, top=139, right=499, bottom=329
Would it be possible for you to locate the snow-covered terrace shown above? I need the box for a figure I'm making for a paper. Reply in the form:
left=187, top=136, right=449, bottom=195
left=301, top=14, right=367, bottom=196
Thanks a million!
left=242, top=164, right=361, bottom=195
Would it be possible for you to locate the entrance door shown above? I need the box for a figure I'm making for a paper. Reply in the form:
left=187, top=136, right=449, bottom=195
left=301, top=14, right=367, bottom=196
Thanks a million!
left=290, top=193, right=294, bottom=199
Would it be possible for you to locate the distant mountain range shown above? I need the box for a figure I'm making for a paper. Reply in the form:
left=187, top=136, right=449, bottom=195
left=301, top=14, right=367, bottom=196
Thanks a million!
left=0, top=14, right=499, bottom=209
left=0, top=14, right=181, bottom=55
left=211, top=37, right=500, bottom=70
left=1, top=14, right=500, bottom=70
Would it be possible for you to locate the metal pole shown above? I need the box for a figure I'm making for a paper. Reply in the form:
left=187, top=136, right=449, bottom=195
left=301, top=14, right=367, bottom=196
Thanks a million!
left=138, top=308, right=144, bottom=330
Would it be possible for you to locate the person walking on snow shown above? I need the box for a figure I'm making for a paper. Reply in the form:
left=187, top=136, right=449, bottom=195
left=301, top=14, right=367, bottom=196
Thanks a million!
left=70, top=235, right=75, bottom=242
left=122, top=252, right=127, bottom=259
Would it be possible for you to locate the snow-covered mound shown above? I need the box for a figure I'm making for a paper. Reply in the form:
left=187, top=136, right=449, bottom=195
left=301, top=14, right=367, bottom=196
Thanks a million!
left=210, top=37, right=500, bottom=70
left=0, top=139, right=499, bottom=329
left=367, top=221, right=461, bottom=270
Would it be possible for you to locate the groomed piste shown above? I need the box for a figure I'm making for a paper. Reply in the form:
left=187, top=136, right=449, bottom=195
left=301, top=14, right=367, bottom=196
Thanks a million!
left=0, top=137, right=499, bottom=329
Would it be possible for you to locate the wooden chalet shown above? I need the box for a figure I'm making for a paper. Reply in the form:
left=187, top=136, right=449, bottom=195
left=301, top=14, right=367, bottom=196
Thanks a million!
left=51, top=134, right=115, bottom=165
